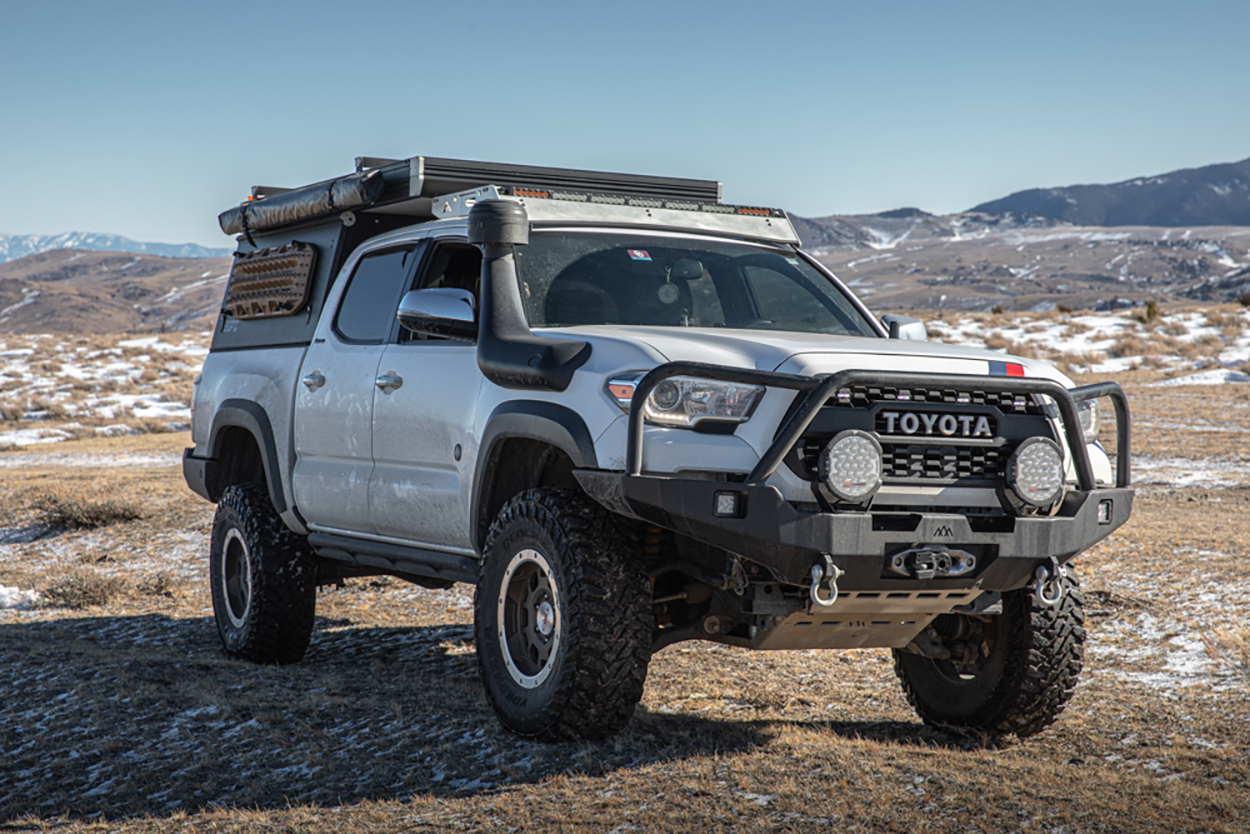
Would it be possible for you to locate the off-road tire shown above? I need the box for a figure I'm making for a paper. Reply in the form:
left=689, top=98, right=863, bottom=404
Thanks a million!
left=210, top=483, right=317, bottom=664
left=893, top=570, right=1085, bottom=739
left=475, top=488, right=653, bottom=741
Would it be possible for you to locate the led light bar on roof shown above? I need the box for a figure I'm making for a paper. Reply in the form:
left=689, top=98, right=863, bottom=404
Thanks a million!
left=493, top=185, right=785, bottom=219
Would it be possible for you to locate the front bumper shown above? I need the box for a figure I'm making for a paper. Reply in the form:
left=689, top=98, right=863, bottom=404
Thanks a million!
left=577, top=470, right=1131, bottom=591
left=579, top=363, right=1133, bottom=592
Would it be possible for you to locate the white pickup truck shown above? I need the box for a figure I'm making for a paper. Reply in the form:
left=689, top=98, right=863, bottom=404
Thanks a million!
left=184, top=156, right=1132, bottom=741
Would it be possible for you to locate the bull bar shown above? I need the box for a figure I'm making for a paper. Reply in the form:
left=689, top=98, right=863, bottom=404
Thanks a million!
left=576, top=362, right=1133, bottom=590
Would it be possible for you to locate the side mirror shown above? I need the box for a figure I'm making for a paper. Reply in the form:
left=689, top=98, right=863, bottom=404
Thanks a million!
left=881, top=314, right=927, bottom=341
left=397, top=288, right=477, bottom=342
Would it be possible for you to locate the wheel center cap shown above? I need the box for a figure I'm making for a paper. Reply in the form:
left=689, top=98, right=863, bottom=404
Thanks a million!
left=535, top=600, right=555, bottom=637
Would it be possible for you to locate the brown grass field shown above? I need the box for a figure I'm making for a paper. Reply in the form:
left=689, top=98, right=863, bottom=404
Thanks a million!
left=1, top=322, right=1249, bottom=832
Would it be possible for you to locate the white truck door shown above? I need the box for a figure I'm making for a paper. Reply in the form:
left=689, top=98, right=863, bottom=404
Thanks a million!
left=369, top=239, right=483, bottom=552
left=293, top=244, right=422, bottom=533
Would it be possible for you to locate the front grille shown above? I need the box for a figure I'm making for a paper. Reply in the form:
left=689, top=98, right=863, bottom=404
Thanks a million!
left=783, top=386, right=1054, bottom=488
left=828, top=384, right=1044, bottom=415
left=881, top=444, right=1002, bottom=481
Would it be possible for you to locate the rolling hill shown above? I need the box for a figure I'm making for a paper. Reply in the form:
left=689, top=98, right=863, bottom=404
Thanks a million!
left=0, top=249, right=231, bottom=333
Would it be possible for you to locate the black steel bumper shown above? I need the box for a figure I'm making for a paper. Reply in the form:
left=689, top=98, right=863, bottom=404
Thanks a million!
left=578, top=470, right=1132, bottom=590
left=581, top=363, right=1133, bottom=591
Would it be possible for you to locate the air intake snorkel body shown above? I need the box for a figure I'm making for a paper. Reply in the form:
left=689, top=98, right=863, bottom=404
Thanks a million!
left=469, top=200, right=591, bottom=391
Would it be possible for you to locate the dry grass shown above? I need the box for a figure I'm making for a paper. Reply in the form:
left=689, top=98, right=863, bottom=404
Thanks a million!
left=1106, top=333, right=1177, bottom=358
left=31, top=487, right=143, bottom=530
left=43, top=566, right=127, bottom=608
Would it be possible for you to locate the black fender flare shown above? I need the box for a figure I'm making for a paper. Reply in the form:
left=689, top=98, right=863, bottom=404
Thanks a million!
left=470, top=400, right=599, bottom=553
left=207, top=399, right=288, bottom=514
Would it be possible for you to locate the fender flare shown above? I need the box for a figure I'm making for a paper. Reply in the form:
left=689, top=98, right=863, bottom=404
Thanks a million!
left=207, top=398, right=288, bottom=514
left=470, top=400, right=599, bottom=553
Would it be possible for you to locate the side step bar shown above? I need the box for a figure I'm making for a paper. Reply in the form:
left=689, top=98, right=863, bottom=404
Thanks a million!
left=308, top=532, right=478, bottom=585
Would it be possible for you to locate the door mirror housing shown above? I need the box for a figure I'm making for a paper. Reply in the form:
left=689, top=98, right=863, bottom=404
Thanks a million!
left=881, top=314, right=927, bottom=341
left=397, top=288, right=477, bottom=342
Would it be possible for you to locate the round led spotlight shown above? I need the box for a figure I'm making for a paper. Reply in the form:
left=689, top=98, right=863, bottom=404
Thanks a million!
left=818, top=430, right=883, bottom=503
left=1008, top=437, right=1065, bottom=507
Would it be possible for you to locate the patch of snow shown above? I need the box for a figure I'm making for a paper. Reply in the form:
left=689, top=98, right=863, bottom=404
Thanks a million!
left=116, top=336, right=209, bottom=356
left=0, top=428, right=72, bottom=446
left=0, top=289, right=40, bottom=318
left=0, top=585, right=40, bottom=610
left=95, top=424, right=139, bottom=437
left=1133, top=456, right=1250, bottom=489
left=0, top=451, right=180, bottom=468
left=1149, top=369, right=1250, bottom=387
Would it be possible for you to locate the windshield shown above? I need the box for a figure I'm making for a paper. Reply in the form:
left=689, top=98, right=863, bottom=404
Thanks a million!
left=514, top=231, right=878, bottom=337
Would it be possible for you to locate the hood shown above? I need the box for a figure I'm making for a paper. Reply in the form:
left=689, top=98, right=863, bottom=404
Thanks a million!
left=558, top=325, right=1072, bottom=385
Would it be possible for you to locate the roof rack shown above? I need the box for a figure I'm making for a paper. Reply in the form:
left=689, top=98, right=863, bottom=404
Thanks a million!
left=221, top=155, right=722, bottom=236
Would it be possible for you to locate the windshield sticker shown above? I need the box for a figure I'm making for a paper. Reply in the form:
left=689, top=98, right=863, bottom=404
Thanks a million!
left=627, top=249, right=651, bottom=261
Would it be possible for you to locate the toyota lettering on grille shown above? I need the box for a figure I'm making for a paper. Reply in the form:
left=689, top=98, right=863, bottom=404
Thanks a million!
left=879, top=411, right=993, bottom=438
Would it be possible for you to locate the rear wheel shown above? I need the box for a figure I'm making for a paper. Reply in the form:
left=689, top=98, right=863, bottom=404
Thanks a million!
left=475, top=488, right=653, bottom=741
left=893, top=570, right=1085, bottom=738
left=210, top=484, right=317, bottom=664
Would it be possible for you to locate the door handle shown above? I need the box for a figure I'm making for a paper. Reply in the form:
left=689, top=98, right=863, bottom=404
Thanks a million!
left=302, top=371, right=326, bottom=390
left=375, top=371, right=403, bottom=393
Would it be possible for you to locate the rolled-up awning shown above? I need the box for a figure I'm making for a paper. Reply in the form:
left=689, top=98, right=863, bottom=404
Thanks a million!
left=218, top=169, right=385, bottom=236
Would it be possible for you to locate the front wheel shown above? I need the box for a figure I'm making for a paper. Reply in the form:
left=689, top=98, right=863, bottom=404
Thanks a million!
left=210, top=483, right=317, bottom=664
left=474, top=488, right=653, bottom=741
left=893, top=570, right=1085, bottom=738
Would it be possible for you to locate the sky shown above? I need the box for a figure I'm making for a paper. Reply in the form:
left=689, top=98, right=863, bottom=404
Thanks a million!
left=2, top=0, right=1249, bottom=249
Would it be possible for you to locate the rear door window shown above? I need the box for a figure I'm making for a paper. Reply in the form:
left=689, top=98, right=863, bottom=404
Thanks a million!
left=334, top=246, right=420, bottom=344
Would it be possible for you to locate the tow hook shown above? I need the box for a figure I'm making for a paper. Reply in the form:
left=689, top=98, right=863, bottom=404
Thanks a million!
left=1033, top=556, right=1066, bottom=607
left=809, top=554, right=844, bottom=608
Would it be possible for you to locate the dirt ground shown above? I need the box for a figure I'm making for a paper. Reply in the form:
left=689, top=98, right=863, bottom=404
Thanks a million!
left=1, top=372, right=1248, bottom=833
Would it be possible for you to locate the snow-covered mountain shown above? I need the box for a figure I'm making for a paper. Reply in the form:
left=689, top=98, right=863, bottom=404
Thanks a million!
left=0, top=232, right=230, bottom=264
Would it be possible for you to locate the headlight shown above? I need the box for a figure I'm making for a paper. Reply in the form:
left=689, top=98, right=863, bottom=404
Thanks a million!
left=604, top=373, right=765, bottom=429
left=818, top=430, right=883, bottom=503
left=642, top=376, right=764, bottom=428
left=1078, top=400, right=1099, bottom=443
left=1008, top=437, right=1065, bottom=507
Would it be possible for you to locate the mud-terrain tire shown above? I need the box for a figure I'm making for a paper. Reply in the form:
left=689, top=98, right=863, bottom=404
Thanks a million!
left=893, top=570, right=1085, bottom=739
left=210, top=483, right=317, bottom=664
left=475, top=488, right=653, bottom=741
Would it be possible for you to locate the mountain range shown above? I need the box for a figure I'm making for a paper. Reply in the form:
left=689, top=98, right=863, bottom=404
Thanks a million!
left=788, top=156, right=1250, bottom=312
left=968, top=157, right=1250, bottom=227
left=0, top=232, right=230, bottom=265
left=2, top=156, right=1249, bottom=330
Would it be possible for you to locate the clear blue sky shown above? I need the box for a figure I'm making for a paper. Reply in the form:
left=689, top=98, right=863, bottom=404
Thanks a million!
left=2, top=0, right=1248, bottom=248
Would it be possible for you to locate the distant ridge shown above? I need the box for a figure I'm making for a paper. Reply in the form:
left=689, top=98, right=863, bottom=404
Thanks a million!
left=969, top=157, right=1250, bottom=227
left=0, top=232, right=230, bottom=264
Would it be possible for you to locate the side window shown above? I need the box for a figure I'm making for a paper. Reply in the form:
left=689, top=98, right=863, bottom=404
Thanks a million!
left=334, top=246, right=418, bottom=344
left=419, top=242, right=482, bottom=296
left=400, top=241, right=482, bottom=343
